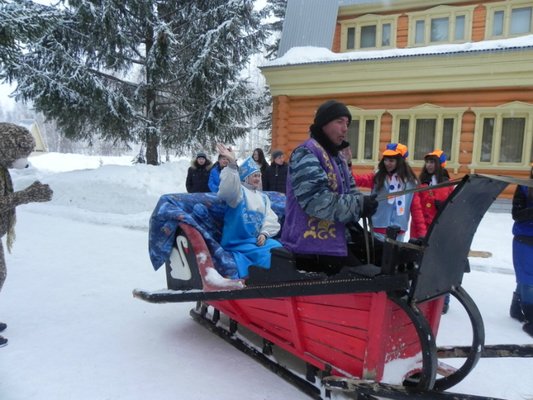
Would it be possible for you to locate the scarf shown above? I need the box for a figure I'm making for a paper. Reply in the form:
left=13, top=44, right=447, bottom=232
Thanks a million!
left=387, top=173, right=406, bottom=216
left=1, top=166, right=16, bottom=252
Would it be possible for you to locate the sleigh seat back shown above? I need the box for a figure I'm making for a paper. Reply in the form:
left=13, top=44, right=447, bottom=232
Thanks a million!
left=410, top=174, right=508, bottom=303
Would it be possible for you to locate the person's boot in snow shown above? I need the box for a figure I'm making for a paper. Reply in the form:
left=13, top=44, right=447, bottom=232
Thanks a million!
left=0, top=335, right=7, bottom=347
left=510, top=292, right=525, bottom=322
left=0, top=322, right=6, bottom=332
left=522, top=304, right=533, bottom=338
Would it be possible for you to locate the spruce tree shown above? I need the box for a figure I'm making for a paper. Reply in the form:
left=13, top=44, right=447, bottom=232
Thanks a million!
left=2, top=0, right=268, bottom=164
left=0, top=0, right=63, bottom=72
left=263, top=0, right=287, bottom=60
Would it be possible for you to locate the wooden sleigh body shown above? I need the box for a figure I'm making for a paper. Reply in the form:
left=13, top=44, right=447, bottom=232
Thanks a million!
left=135, top=174, right=528, bottom=400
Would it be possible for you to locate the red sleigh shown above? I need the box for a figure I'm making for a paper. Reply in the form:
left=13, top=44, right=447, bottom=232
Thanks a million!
left=135, top=174, right=530, bottom=400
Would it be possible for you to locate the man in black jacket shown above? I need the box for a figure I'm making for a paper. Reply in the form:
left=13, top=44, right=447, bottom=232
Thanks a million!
left=263, top=150, right=288, bottom=193
left=185, top=152, right=212, bottom=193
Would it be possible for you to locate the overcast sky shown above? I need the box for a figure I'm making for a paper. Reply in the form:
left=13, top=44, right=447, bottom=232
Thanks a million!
left=0, top=82, right=16, bottom=111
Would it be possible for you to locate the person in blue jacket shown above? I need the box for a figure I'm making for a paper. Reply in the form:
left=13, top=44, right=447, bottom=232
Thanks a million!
left=208, top=153, right=229, bottom=192
left=510, top=164, right=533, bottom=337
left=216, top=144, right=282, bottom=279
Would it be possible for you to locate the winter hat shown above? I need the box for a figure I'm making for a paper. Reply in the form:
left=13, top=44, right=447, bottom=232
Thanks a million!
left=425, top=150, right=447, bottom=167
left=239, top=157, right=260, bottom=182
left=383, top=143, right=409, bottom=159
left=196, top=152, right=207, bottom=160
left=311, top=100, right=352, bottom=131
left=271, top=150, right=283, bottom=160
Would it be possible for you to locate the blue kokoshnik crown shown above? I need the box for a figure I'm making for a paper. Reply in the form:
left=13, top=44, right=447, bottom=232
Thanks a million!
left=239, top=156, right=260, bottom=181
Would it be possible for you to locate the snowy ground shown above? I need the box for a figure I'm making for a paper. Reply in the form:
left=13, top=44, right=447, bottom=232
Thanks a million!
left=0, top=153, right=532, bottom=400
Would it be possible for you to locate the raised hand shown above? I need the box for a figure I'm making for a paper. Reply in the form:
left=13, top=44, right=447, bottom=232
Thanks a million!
left=216, top=143, right=236, bottom=164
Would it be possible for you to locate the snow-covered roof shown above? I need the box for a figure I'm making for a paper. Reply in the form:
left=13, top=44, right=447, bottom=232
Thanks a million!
left=338, top=0, right=385, bottom=5
left=264, top=35, right=533, bottom=68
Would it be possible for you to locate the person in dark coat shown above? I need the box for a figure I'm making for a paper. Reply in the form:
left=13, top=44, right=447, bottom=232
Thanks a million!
left=263, top=150, right=288, bottom=193
left=252, top=148, right=269, bottom=180
left=185, top=152, right=212, bottom=193
left=510, top=164, right=533, bottom=337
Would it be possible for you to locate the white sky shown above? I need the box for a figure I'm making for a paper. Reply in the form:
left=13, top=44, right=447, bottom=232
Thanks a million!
left=0, top=153, right=531, bottom=399
left=0, top=82, right=16, bottom=111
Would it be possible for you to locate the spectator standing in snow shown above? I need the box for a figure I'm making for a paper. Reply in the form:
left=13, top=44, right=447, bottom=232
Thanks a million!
left=216, top=143, right=282, bottom=279
left=263, top=150, right=288, bottom=193
left=185, top=152, right=212, bottom=193
left=281, top=100, right=378, bottom=273
left=252, top=148, right=269, bottom=181
left=410, top=150, right=455, bottom=313
left=208, top=153, right=230, bottom=192
left=354, top=143, right=424, bottom=242
left=510, top=164, right=533, bottom=337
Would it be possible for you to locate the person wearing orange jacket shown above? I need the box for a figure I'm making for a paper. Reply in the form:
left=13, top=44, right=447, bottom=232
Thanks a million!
left=354, top=143, right=425, bottom=242
left=411, top=150, right=455, bottom=313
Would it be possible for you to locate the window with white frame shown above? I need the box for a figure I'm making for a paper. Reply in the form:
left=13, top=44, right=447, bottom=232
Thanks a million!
left=340, top=14, right=396, bottom=51
left=346, top=110, right=383, bottom=163
left=408, top=5, right=474, bottom=46
left=472, top=104, right=533, bottom=167
left=486, top=1, right=533, bottom=38
left=390, top=106, right=464, bottom=165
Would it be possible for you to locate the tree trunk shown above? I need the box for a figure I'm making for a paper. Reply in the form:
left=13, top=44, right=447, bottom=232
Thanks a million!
left=144, top=25, right=159, bottom=166
left=145, top=130, right=159, bottom=165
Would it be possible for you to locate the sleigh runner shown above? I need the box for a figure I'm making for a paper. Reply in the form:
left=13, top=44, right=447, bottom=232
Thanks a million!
left=134, top=174, right=532, bottom=400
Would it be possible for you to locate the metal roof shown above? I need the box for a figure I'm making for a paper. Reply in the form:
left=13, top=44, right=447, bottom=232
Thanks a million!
left=277, top=0, right=339, bottom=57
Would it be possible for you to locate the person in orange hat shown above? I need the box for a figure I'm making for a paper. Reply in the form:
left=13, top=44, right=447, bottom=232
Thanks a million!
left=410, top=150, right=454, bottom=238
left=410, top=150, right=455, bottom=313
left=354, top=143, right=424, bottom=243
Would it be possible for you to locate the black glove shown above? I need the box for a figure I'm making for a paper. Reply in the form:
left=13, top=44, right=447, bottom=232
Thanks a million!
left=514, top=208, right=533, bottom=223
left=361, top=193, right=378, bottom=218
left=408, top=237, right=425, bottom=246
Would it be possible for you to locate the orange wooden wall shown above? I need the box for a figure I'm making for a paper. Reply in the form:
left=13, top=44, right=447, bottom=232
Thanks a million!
left=270, top=87, right=533, bottom=197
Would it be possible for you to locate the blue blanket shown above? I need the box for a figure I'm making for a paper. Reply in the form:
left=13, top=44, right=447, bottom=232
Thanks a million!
left=148, top=191, right=286, bottom=279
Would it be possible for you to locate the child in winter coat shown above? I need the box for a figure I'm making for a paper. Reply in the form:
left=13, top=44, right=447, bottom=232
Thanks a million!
left=410, top=150, right=455, bottom=313
left=185, top=152, right=212, bottom=193
left=355, top=143, right=424, bottom=242
left=208, top=153, right=230, bottom=192
left=216, top=144, right=282, bottom=279
left=510, top=164, right=533, bottom=337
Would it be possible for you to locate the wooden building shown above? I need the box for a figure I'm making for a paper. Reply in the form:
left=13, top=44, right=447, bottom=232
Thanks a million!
left=18, top=119, right=47, bottom=155
left=261, top=0, right=533, bottom=196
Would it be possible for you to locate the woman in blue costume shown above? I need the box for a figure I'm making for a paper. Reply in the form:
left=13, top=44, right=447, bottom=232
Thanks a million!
left=216, top=144, right=282, bottom=279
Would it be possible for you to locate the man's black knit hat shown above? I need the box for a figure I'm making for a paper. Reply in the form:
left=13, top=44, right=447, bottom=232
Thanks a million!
left=271, top=150, right=283, bottom=160
left=312, top=100, right=352, bottom=130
